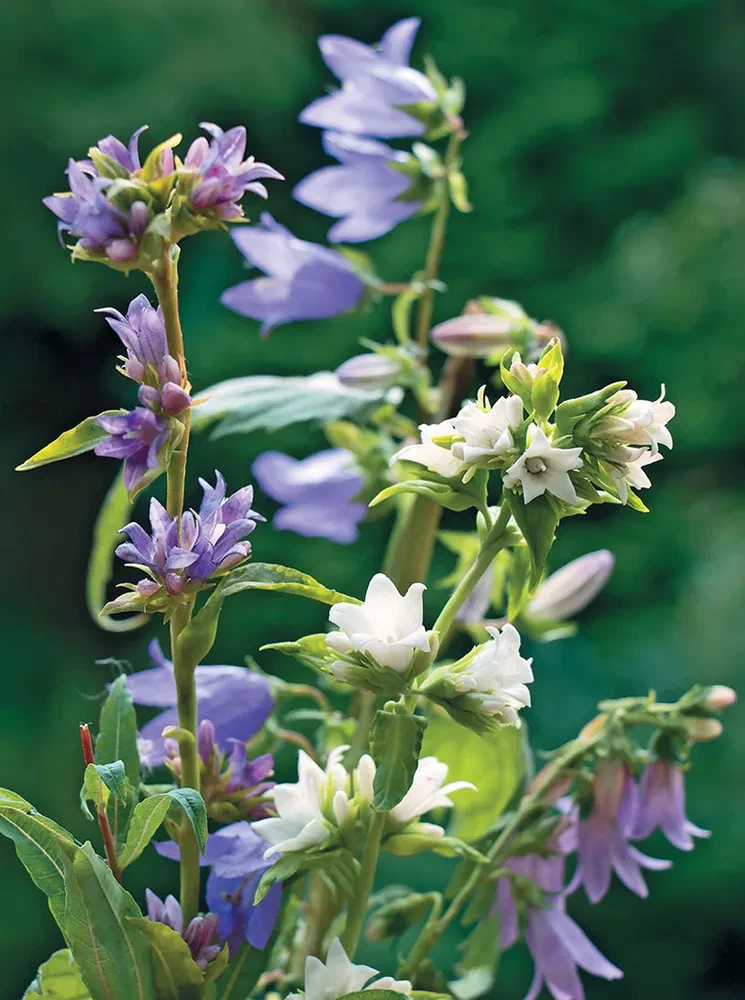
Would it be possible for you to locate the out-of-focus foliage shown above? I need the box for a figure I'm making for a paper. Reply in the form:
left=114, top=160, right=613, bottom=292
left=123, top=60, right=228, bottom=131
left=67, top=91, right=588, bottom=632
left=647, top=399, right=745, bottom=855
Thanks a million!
left=1, top=1, right=744, bottom=997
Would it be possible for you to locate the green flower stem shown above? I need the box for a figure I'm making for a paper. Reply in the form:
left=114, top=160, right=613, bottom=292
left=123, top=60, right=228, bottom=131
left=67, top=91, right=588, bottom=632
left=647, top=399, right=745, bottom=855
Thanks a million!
left=292, top=874, right=339, bottom=972
left=341, top=808, right=387, bottom=958
left=151, top=250, right=201, bottom=925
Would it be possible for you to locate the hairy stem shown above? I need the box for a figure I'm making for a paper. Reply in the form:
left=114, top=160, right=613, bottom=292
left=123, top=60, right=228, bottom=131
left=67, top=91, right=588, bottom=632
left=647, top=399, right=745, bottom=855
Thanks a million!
left=341, top=809, right=386, bottom=957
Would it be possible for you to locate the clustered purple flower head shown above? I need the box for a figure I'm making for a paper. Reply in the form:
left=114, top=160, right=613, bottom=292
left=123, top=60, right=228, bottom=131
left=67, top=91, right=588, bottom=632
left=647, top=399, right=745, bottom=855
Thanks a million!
left=94, top=407, right=171, bottom=494
left=145, top=890, right=222, bottom=969
left=293, top=132, right=421, bottom=243
left=156, top=822, right=282, bottom=954
left=220, top=213, right=366, bottom=335
left=299, top=18, right=437, bottom=138
left=181, top=123, right=284, bottom=221
left=252, top=448, right=366, bottom=544
left=632, top=758, right=710, bottom=851
left=116, top=472, right=263, bottom=600
left=126, top=639, right=273, bottom=769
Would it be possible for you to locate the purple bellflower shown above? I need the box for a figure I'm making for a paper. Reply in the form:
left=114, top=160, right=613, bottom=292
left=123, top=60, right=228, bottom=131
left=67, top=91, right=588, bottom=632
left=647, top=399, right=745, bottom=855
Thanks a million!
left=127, top=640, right=273, bottom=769
left=252, top=448, right=366, bottom=544
left=568, top=760, right=671, bottom=903
left=632, top=759, right=710, bottom=851
left=293, top=132, right=420, bottom=243
left=145, top=890, right=222, bottom=969
left=182, top=123, right=283, bottom=221
left=299, top=18, right=436, bottom=139
left=221, top=213, right=366, bottom=335
left=156, top=822, right=282, bottom=954
left=94, top=407, right=170, bottom=494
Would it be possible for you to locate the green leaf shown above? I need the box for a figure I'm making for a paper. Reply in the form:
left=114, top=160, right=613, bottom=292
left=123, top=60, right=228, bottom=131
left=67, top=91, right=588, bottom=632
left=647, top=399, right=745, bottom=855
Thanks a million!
left=86, top=472, right=148, bottom=633
left=254, top=847, right=359, bottom=905
left=449, top=918, right=501, bottom=1000
left=261, top=634, right=337, bottom=676
left=96, top=676, right=140, bottom=847
left=506, top=545, right=532, bottom=620
left=337, top=992, right=409, bottom=1000
left=16, top=411, right=126, bottom=471
left=212, top=944, right=270, bottom=1000
left=126, top=919, right=204, bottom=1000
left=63, top=843, right=155, bottom=1000
left=502, top=491, right=559, bottom=586
left=0, top=788, right=77, bottom=928
left=175, top=589, right=224, bottom=674
left=24, top=949, right=91, bottom=999
left=369, top=710, right=427, bottom=811
left=391, top=285, right=421, bottom=346
left=219, top=562, right=361, bottom=606
left=370, top=480, right=479, bottom=513
left=167, top=788, right=208, bottom=854
left=192, top=372, right=387, bottom=439
left=421, top=716, right=523, bottom=842
left=82, top=762, right=127, bottom=815
left=116, top=795, right=170, bottom=869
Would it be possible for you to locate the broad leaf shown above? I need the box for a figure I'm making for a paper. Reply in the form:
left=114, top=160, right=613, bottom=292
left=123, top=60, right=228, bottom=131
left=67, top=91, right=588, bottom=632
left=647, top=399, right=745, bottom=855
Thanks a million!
left=0, top=788, right=77, bottom=927
left=24, top=949, right=90, bottom=999
left=126, top=919, right=204, bottom=1000
left=116, top=796, right=170, bottom=869
left=369, top=711, right=427, bottom=811
left=96, top=676, right=140, bottom=847
left=421, top=716, right=523, bottom=841
left=192, top=372, right=386, bottom=439
left=82, top=762, right=127, bottom=815
left=219, top=563, right=361, bottom=606
left=502, top=491, right=559, bottom=586
left=167, top=788, right=208, bottom=854
left=63, top=843, right=154, bottom=1000
left=16, top=411, right=126, bottom=471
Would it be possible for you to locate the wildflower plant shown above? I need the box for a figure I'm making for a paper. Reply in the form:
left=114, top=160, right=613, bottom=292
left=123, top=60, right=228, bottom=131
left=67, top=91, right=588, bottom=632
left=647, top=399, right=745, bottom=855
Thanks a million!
left=4, top=16, right=735, bottom=1000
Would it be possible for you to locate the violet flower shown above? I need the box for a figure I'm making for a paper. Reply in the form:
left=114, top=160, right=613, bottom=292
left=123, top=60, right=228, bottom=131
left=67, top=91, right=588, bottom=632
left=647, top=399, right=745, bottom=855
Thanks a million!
left=299, top=18, right=436, bottom=138
left=182, top=122, right=283, bottom=221
left=156, top=822, right=282, bottom=954
left=252, top=449, right=366, bottom=544
left=569, top=760, right=671, bottom=903
left=96, top=293, right=178, bottom=385
left=94, top=125, right=148, bottom=174
left=293, top=133, right=420, bottom=243
left=221, top=213, right=366, bottom=335
left=126, top=639, right=273, bottom=768
left=94, top=407, right=170, bottom=494
left=632, top=759, right=710, bottom=851
left=145, top=890, right=222, bottom=969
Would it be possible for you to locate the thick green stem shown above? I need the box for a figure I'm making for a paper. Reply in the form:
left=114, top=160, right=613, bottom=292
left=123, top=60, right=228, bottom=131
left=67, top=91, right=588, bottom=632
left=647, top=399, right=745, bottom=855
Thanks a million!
left=292, top=874, right=339, bottom=974
left=341, top=809, right=386, bottom=957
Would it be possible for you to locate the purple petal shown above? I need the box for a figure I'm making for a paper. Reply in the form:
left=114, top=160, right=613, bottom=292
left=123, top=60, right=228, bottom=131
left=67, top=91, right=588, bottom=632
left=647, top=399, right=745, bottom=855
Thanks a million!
left=379, top=17, right=421, bottom=65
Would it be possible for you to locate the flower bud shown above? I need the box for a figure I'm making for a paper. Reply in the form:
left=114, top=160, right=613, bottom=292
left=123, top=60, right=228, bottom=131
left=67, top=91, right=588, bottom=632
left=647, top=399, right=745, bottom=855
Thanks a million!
left=702, top=685, right=737, bottom=711
left=161, top=382, right=192, bottom=415
left=527, top=550, right=615, bottom=621
left=105, top=238, right=137, bottom=263
left=336, top=353, right=403, bottom=391
left=685, top=718, right=723, bottom=742
left=430, top=313, right=518, bottom=358
left=128, top=201, right=150, bottom=238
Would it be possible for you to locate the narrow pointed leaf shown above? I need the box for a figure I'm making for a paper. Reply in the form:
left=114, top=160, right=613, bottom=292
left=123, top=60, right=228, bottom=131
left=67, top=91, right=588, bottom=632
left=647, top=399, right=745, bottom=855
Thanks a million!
left=23, top=949, right=91, bottom=999
left=369, top=711, right=427, bottom=811
left=167, top=788, right=208, bottom=854
left=219, top=563, right=361, bottom=606
left=502, top=491, right=559, bottom=586
left=116, top=795, right=170, bottom=869
left=96, top=675, right=140, bottom=847
left=16, top=411, right=126, bottom=471
left=126, top=919, right=204, bottom=1000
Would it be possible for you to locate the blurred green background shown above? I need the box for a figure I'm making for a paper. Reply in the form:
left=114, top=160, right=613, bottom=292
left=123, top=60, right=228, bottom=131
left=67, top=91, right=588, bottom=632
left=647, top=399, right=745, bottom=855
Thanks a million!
left=1, top=0, right=744, bottom=996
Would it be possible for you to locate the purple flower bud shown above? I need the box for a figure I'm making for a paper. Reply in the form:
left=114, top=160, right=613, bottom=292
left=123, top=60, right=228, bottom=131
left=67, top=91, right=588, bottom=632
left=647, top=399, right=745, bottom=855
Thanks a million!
left=198, top=719, right=217, bottom=766
left=137, top=384, right=162, bottom=411
left=336, top=352, right=403, bottom=391
left=161, top=382, right=192, bottom=415
left=128, top=201, right=150, bottom=237
left=431, top=312, right=522, bottom=358
left=527, top=550, right=615, bottom=621
left=106, top=238, right=137, bottom=263
left=185, top=136, right=209, bottom=168
left=159, top=355, right=182, bottom=386
left=94, top=407, right=170, bottom=493
left=165, top=571, right=184, bottom=596
left=146, top=890, right=221, bottom=970
left=137, top=579, right=161, bottom=598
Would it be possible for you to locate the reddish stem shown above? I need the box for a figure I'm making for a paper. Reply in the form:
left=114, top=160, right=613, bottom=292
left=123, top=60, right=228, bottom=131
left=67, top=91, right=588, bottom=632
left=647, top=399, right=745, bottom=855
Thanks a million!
left=80, top=724, right=122, bottom=883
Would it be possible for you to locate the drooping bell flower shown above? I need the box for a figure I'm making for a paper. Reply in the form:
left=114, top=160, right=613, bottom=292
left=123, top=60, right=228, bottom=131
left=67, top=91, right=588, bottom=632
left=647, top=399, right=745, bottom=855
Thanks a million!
left=94, top=407, right=170, bottom=494
left=631, top=759, right=710, bottom=851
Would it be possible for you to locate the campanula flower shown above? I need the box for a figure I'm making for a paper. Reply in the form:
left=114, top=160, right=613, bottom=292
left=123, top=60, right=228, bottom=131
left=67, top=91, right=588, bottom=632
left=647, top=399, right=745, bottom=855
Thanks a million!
left=94, top=407, right=170, bottom=494
left=145, top=890, right=222, bottom=969
left=252, top=448, right=366, bottom=544
left=221, top=213, right=366, bottom=334
left=527, top=550, right=615, bottom=622
left=96, top=293, right=179, bottom=387
left=391, top=420, right=467, bottom=480
left=631, top=759, right=710, bottom=851
left=299, top=19, right=437, bottom=138
left=449, top=623, right=534, bottom=725
left=504, top=424, right=584, bottom=505
left=293, top=132, right=420, bottom=243
left=285, top=937, right=411, bottom=1000
left=450, top=393, right=523, bottom=469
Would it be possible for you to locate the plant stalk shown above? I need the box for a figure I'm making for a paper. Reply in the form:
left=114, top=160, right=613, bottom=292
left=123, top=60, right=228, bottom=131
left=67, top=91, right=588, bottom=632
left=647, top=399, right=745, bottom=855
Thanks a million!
left=341, top=809, right=386, bottom=957
left=79, top=724, right=122, bottom=883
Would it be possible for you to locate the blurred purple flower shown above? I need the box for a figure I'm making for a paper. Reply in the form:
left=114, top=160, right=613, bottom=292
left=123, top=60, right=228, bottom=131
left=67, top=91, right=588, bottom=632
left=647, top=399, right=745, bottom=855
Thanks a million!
left=183, top=123, right=283, bottom=221
left=127, top=639, right=273, bottom=768
left=253, top=449, right=366, bottom=544
left=221, top=213, right=365, bottom=335
left=631, top=759, right=710, bottom=851
left=293, top=133, right=420, bottom=243
left=568, top=760, right=671, bottom=903
left=94, top=407, right=169, bottom=493
left=145, top=890, right=222, bottom=969
left=116, top=472, right=263, bottom=596
left=299, top=18, right=436, bottom=138
left=156, top=822, right=282, bottom=954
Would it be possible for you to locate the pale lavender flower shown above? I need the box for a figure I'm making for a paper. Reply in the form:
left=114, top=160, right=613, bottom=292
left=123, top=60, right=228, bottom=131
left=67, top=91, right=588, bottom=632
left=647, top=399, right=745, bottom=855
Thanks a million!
left=94, top=407, right=169, bottom=493
left=95, top=125, right=148, bottom=173
left=128, top=640, right=273, bottom=768
left=183, top=123, right=283, bottom=221
left=252, top=449, right=366, bottom=544
left=527, top=550, right=615, bottom=622
left=221, top=213, right=366, bottom=335
left=293, top=133, right=420, bottom=243
left=632, top=759, right=710, bottom=851
left=335, top=352, right=403, bottom=391
left=568, top=760, right=671, bottom=903
left=300, top=18, right=436, bottom=138
left=96, top=294, right=173, bottom=383
left=145, top=890, right=222, bottom=969
left=183, top=719, right=275, bottom=819
left=156, top=822, right=282, bottom=954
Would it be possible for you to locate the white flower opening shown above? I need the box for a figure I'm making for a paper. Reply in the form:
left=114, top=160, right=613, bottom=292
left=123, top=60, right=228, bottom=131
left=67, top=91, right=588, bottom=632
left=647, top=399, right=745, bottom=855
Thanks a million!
left=285, top=937, right=411, bottom=1000
left=451, top=393, right=523, bottom=466
left=391, top=419, right=466, bottom=479
left=503, top=423, right=583, bottom=504
left=609, top=385, right=675, bottom=453
left=454, top=623, right=534, bottom=725
left=388, top=756, right=476, bottom=827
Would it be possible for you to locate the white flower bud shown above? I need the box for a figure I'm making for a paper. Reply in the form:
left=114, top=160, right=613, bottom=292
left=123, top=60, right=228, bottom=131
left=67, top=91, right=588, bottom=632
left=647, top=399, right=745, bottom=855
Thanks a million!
left=527, top=550, right=615, bottom=621
left=702, top=685, right=737, bottom=710
left=685, top=718, right=723, bottom=742
left=336, top=353, right=403, bottom=391
left=431, top=313, right=519, bottom=358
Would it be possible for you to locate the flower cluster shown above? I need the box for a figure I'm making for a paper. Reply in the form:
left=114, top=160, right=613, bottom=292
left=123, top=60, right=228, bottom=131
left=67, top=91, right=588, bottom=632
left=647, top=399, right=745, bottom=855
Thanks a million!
left=145, top=890, right=222, bottom=969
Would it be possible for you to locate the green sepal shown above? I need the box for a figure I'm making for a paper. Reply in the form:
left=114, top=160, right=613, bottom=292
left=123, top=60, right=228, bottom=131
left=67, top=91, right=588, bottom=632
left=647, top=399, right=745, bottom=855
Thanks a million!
left=502, top=490, right=559, bottom=586
left=448, top=170, right=472, bottom=213
left=23, top=949, right=91, bottom=999
left=16, top=411, right=127, bottom=471
left=125, top=918, right=204, bottom=1000
left=369, top=709, right=427, bottom=811
left=531, top=373, right=560, bottom=419
left=140, top=134, right=182, bottom=182
left=554, top=381, right=627, bottom=436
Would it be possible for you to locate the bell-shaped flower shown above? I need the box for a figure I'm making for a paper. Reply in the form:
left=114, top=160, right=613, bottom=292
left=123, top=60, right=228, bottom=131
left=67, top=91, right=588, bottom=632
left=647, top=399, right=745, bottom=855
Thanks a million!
left=294, top=132, right=421, bottom=243
left=612, top=448, right=663, bottom=504
left=527, top=550, right=615, bottom=622
left=450, top=391, right=523, bottom=470
left=503, top=424, right=583, bottom=505
left=601, top=386, right=675, bottom=453
left=145, top=890, right=222, bottom=969
left=391, top=420, right=467, bottom=480
left=455, top=624, right=533, bottom=724
left=253, top=448, right=366, bottom=544
left=387, top=756, right=475, bottom=827
left=286, top=937, right=411, bottom=1000
left=221, top=213, right=366, bottom=335
left=94, top=407, right=171, bottom=494
left=253, top=746, right=353, bottom=858
left=631, top=759, right=710, bottom=851
left=326, top=573, right=433, bottom=678
left=299, top=18, right=437, bottom=139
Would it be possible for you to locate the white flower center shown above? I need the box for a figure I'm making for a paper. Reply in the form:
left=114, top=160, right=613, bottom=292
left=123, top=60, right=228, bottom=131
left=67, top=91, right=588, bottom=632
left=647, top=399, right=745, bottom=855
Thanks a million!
left=526, top=457, right=547, bottom=474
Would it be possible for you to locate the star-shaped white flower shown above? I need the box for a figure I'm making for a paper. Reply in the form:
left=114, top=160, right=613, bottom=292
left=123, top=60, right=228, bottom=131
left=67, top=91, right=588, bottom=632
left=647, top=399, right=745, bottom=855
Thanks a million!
left=454, top=623, right=534, bottom=725
left=327, top=573, right=433, bottom=675
left=390, top=420, right=466, bottom=479
left=503, top=424, right=583, bottom=504
left=388, top=756, right=475, bottom=826
left=605, top=386, right=675, bottom=453
left=285, top=937, right=411, bottom=1000
left=451, top=394, right=523, bottom=465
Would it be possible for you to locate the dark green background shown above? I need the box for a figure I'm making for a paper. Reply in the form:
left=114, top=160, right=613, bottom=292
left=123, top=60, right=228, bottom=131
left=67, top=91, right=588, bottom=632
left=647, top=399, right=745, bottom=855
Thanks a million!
left=1, top=0, right=744, bottom=996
